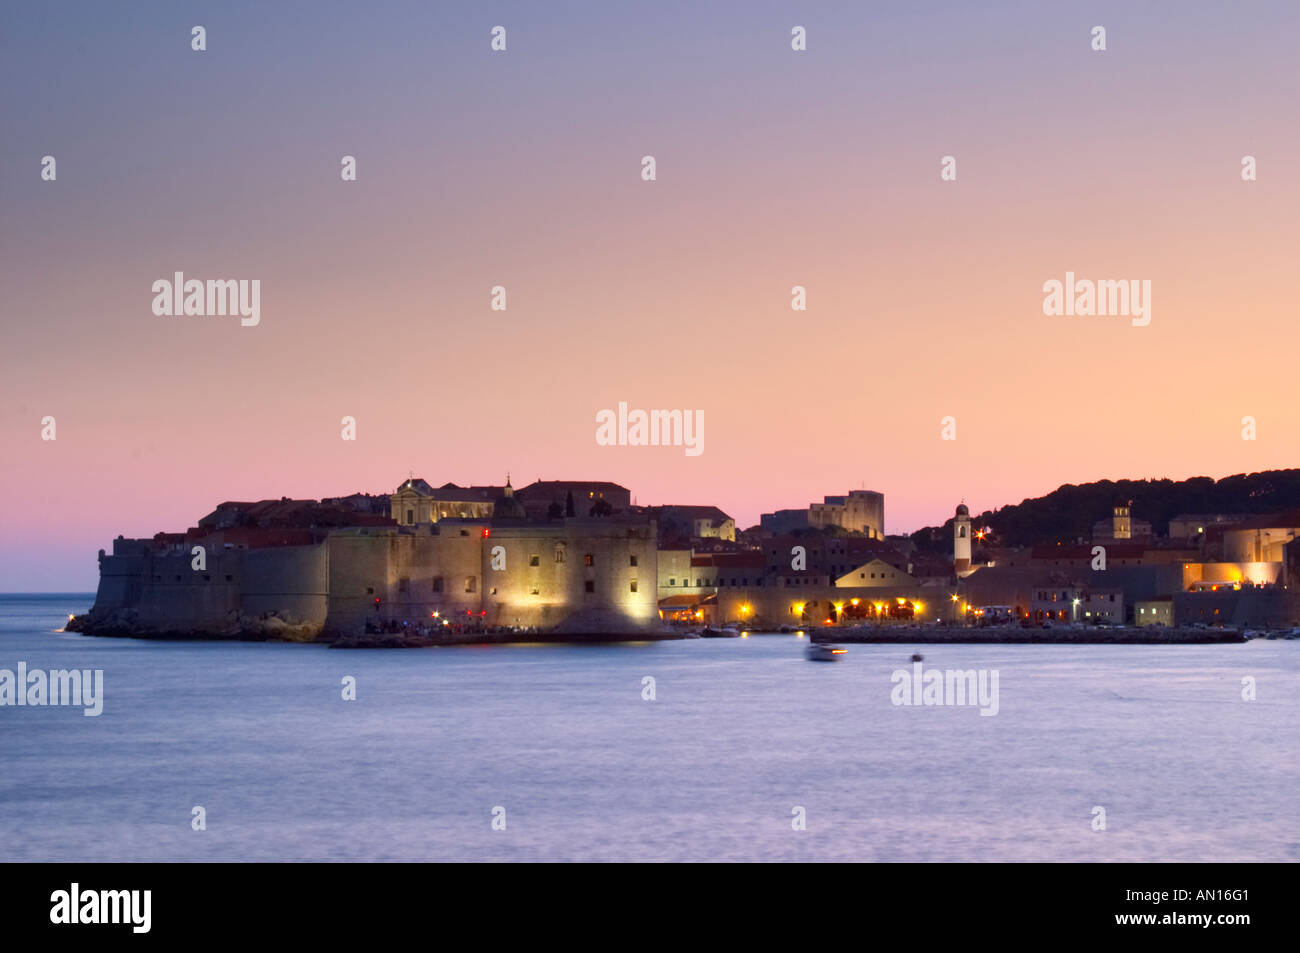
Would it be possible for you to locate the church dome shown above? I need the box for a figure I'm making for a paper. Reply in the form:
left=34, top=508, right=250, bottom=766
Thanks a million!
left=493, top=481, right=526, bottom=519
left=956, top=503, right=969, bottom=517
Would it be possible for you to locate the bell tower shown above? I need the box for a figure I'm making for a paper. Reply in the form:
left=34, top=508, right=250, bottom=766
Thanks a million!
left=1112, top=502, right=1132, bottom=540
left=954, top=502, right=971, bottom=575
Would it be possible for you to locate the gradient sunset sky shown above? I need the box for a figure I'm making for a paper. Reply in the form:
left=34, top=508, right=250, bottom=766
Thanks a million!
left=2, top=1, right=1298, bottom=590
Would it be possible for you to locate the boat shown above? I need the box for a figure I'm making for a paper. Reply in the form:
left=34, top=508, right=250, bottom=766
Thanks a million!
left=807, top=643, right=846, bottom=661
left=700, top=625, right=740, bottom=638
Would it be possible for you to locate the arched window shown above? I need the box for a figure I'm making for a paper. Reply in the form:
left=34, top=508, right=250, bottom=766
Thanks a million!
left=554, top=544, right=566, bottom=563
left=959, top=526, right=967, bottom=538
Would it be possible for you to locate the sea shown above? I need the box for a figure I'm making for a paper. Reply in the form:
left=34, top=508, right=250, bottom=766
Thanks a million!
left=1, top=593, right=1296, bottom=862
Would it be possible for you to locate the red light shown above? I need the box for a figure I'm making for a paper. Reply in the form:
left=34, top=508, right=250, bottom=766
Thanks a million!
left=479, top=610, right=486, bottom=616
left=482, top=528, right=490, bottom=538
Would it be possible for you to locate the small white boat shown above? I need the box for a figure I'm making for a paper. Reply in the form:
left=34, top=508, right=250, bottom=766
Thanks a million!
left=807, top=643, right=846, bottom=661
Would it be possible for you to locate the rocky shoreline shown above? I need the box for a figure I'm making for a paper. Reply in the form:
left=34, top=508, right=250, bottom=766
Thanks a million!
left=329, top=629, right=685, bottom=648
left=65, top=611, right=683, bottom=647
left=65, top=610, right=323, bottom=642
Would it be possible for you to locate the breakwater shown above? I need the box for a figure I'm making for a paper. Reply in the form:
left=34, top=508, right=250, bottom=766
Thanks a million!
left=813, top=625, right=1249, bottom=644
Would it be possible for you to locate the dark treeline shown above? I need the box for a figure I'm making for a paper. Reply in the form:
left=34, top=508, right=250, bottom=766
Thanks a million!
left=909, top=469, right=1300, bottom=552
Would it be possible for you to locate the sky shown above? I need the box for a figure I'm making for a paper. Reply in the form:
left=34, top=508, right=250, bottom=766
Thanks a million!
left=2, top=1, right=1298, bottom=590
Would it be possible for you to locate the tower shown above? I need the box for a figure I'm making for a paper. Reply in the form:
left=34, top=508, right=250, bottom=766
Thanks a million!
left=954, top=503, right=971, bottom=575
left=1112, top=502, right=1132, bottom=540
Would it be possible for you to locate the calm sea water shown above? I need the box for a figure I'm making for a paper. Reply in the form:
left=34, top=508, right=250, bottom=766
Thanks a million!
left=1, top=593, right=1297, bottom=862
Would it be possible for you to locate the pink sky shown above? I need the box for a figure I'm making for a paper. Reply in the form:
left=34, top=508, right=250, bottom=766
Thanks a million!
left=2, top=1, right=1297, bottom=589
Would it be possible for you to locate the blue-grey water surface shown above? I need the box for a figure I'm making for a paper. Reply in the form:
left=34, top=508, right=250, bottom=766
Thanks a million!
left=1, top=594, right=1297, bottom=862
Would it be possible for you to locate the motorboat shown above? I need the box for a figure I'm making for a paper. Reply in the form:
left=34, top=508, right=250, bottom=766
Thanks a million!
left=701, top=625, right=740, bottom=638
left=807, top=643, right=846, bottom=661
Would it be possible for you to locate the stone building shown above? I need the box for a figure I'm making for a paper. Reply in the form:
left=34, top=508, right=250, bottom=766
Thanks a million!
left=389, top=478, right=505, bottom=526
left=86, top=497, right=664, bottom=639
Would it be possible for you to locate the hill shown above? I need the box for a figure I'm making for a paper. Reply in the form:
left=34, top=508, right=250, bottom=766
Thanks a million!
left=908, top=469, right=1300, bottom=552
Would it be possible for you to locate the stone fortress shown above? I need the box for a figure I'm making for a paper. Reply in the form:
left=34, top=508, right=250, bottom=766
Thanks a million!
left=83, top=478, right=660, bottom=641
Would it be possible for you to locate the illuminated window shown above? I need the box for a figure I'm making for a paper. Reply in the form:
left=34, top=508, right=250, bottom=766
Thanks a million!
left=584, top=554, right=594, bottom=566
left=465, top=576, right=476, bottom=593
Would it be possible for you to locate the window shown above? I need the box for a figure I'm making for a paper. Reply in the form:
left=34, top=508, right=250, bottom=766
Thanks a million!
left=366, top=586, right=374, bottom=595
left=630, top=581, right=638, bottom=593
left=406, top=509, right=414, bottom=524
left=629, top=554, right=638, bottom=567
left=584, top=580, right=595, bottom=593
left=432, top=576, right=443, bottom=593
left=669, top=578, right=676, bottom=586
left=529, top=585, right=539, bottom=595
left=490, top=587, right=497, bottom=596
left=529, top=554, right=540, bottom=567
left=465, top=576, right=476, bottom=593
left=584, top=554, right=594, bottom=566
left=398, top=577, right=409, bottom=593
left=554, top=545, right=566, bottom=563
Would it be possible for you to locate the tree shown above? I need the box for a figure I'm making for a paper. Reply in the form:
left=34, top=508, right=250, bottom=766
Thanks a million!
left=589, top=498, right=613, bottom=517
